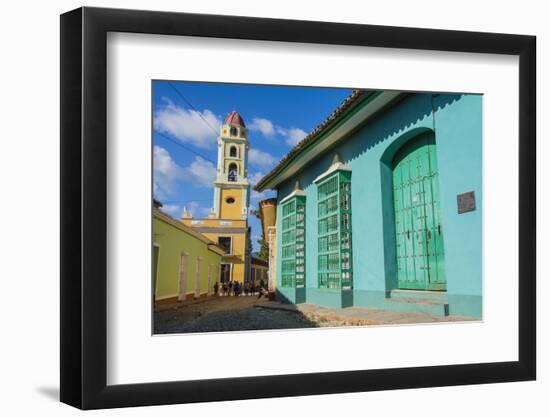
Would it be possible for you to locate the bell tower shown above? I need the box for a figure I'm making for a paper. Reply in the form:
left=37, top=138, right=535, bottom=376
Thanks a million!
left=182, top=110, right=251, bottom=285
left=212, top=111, right=250, bottom=220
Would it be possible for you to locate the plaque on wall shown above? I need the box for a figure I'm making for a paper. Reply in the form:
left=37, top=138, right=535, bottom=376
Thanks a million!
left=457, top=191, right=476, bottom=214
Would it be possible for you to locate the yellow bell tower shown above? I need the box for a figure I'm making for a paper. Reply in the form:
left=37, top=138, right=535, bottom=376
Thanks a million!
left=181, top=110, right=251, bottom=285
left=213, top=111, right=250, bottom=218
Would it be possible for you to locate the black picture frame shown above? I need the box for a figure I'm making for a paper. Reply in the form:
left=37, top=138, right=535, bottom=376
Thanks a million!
left=60, top=6, right=536, bottom=410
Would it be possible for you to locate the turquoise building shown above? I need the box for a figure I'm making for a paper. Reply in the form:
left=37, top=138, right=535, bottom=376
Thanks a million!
left=255, top=91, right=482, bottom=318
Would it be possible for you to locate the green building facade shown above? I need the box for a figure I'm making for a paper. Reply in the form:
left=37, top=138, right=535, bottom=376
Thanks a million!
left=256, top=91, right=482, bottom=318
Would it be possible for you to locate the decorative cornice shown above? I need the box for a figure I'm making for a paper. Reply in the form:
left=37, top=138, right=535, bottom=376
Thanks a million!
left=280, top=180, right=306, bottom=204
left=219, top=136, right=247, bottom=143
left=192, top=227, right=248, bottom=234
left=153, top=208, right=226, bottom=255
left=313, top=153, right=352, bottom=184
left=213, top=181, right=250, bottom=189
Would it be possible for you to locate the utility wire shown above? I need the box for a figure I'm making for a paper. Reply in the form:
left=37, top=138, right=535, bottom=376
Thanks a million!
left=167, top=82, right=220, bottom=136
left=154, top=130, right=217, bottom=165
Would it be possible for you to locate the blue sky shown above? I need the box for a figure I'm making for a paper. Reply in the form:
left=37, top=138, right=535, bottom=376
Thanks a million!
left=152, top=80, right=352, bottom=252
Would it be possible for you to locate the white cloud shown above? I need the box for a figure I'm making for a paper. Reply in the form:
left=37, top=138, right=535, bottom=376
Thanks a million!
left=154, top=98, right=221, bottom=149
left=251, top=189, right=266, bottom=201
left=284, top=127, right=308, bottom=146
left=161, top=204, right=181, bottom=216
left=248, top=171, right=277, bottom=202
left=183, top=201, right=212, bottom=218
left=249, top=172, right=267, bottom=201
left=153, top=145, right=183, bottom=198
left=247, top=116, right=308, bottom=147
left=249, top=149, right=277, bottom=170
left=248, top=118, right=275, bottom=137
left=248, top=172, right=266, bottom=201
left=248, top=171, right=265, bottom=186
left=183, top=156, right=217, bottom=187
left=160, top=202, right=211, bottom=219
left=153, top=145, right=216, bottom=199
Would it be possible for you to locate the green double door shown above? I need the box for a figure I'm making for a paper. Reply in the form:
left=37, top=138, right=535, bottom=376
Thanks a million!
left=392, top=132, right=446, bottom=291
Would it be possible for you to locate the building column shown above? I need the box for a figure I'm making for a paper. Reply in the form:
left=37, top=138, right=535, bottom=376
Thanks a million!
left=213, top=186, right=221, bottom=217
left=242, top=187, right=249, bottom=219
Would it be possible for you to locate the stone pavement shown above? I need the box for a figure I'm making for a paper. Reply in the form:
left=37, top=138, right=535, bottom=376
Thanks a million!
left=154, top=295, right=317, bottom=334
left=154, top=295, right=477, bottom=335
left=255, top=301, right=477, bottom=326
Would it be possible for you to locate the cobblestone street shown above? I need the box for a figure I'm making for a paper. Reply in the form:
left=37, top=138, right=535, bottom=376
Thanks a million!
left=154, top=296, right=319, bottom=334
left=154, top=295, right=475, bottom=334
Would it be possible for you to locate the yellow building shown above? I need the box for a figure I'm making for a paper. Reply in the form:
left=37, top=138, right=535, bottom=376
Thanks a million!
left=153, top=206, right=225, bottom=304
left=259, top=198, right=278, bottom=297
left=182, top=111, right=251, bottom=284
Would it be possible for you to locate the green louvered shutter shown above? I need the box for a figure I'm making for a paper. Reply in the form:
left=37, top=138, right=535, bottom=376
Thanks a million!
left=281, top=196, right=306, bottom=288
left=317, top=171, right=353, bottom=289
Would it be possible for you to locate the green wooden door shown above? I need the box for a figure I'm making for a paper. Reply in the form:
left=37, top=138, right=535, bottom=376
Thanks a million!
left=393, top=132, right=446, bottom=290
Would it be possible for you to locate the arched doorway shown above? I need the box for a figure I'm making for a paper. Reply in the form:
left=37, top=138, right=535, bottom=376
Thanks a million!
left=392, top=131, right=446, bottom=291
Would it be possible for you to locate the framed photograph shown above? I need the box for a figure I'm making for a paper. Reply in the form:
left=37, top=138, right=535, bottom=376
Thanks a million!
left=60, top=6, right=536, bottom=409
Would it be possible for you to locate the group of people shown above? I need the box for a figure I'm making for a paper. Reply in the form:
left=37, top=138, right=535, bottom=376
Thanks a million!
left=213, top=279, right=265, bottom=298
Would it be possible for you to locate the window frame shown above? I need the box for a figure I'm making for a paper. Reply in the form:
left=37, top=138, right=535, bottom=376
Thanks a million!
left=316, top=170, right=353, bottom=290
left=280, top=195, right=306, bottom=288
left=227, top=162, right=238, bottom=182
left=217, top=236, right=233, bottom=255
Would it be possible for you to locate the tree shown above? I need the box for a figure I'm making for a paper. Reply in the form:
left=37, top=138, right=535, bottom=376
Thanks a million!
left=249, top=207, right=269, bottom=261
left=256, top=238, right=269, bottom=261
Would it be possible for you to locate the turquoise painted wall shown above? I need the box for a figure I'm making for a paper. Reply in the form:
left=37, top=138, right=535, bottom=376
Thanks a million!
left=276, top=93, right=482, bottom=317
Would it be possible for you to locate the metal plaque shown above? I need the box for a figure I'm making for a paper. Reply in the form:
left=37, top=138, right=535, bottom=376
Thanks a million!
left=457, top=191, right=476, bottom=214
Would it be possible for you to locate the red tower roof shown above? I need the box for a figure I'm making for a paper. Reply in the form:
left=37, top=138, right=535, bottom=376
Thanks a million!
left=224, top=111, right=246, bottom=127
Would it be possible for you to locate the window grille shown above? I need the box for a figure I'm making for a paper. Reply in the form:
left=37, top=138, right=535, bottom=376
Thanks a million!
left=317, top=171, right=353, bottom=289
left=280, top=195, right=306, bottom=288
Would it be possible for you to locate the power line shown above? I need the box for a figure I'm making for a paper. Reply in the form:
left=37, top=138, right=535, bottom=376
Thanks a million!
left=167, top=82, right=220, bottom=136
left=154, top=130, right=217, bottom=164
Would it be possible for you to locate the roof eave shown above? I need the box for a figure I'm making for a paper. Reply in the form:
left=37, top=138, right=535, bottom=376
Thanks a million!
left=255, top=90, right=404, bottom=192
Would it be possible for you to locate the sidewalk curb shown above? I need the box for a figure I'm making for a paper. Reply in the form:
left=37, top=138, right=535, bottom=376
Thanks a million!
left=254, top=303, right=302, bottom=314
